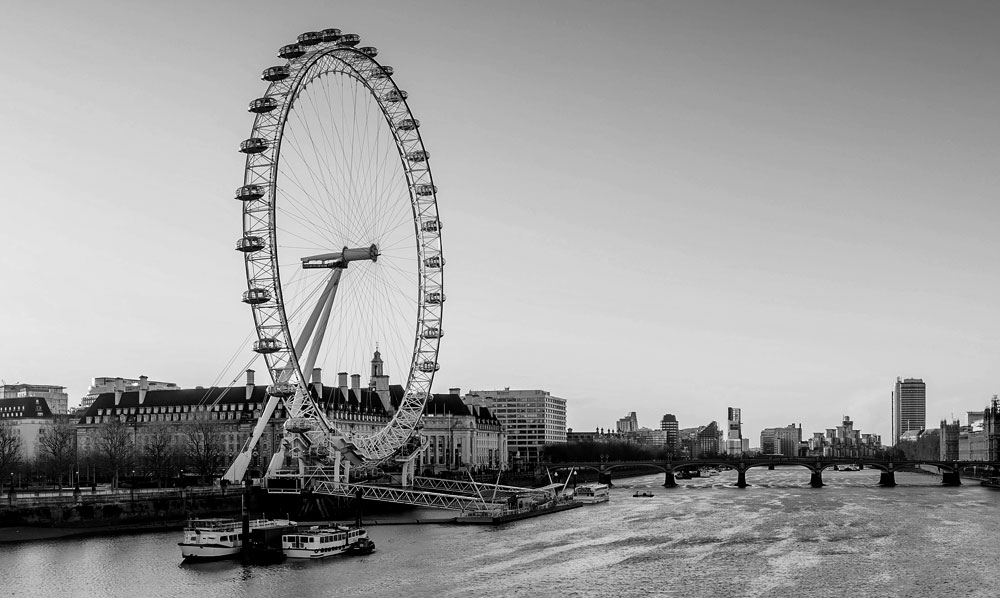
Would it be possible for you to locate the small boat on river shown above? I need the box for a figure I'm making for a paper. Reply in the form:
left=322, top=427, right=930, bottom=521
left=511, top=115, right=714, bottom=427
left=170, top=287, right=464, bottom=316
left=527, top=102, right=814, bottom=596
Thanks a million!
left=281, top=524, right=371, bottom=559
left=981, top=477, right=1000, bottom=489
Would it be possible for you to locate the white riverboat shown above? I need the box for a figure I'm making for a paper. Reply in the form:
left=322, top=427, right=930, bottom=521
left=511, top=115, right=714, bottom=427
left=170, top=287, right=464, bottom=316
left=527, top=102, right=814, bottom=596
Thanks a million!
left=573, top=483, right=610, bottom=504
left=178, top=517, right=296, bottom=561
left=281, top=524, right=371, bottom=559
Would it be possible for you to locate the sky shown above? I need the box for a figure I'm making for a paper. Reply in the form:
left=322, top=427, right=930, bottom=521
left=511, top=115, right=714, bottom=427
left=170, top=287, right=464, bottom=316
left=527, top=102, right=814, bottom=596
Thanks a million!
left=1, top=0, right=998, bottom=445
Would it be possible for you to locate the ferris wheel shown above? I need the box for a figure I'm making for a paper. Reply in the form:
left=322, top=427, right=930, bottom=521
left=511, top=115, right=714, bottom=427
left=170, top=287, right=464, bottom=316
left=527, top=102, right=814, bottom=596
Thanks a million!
left=228, top=28, right=443, bottom=479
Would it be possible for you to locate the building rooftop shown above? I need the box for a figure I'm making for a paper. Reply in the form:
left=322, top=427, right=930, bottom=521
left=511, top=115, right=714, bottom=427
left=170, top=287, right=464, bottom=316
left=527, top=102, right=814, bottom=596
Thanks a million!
left=0, top=396, right=53, bottom=419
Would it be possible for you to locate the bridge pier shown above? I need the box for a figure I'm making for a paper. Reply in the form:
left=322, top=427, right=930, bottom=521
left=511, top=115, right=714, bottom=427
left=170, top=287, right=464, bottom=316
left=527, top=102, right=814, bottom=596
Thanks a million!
left=942, top=471, right=962, bottom=486
left=809, top=471, right=824, bottom=488
left=663, top=470, right=676, bottom=488
left=598, top=470, right=613, bottom=487
left=767, top=464, right=774, bottom=471
left=736, top=470, right=748, bottom=488
left=878, top=471, right=896, bottom=487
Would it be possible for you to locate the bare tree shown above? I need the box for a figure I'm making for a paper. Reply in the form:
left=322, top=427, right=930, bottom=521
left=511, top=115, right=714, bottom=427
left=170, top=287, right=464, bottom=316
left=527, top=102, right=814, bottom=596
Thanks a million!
left=96, top=418, right=133, bottom=489
left=182, top=419, right=225, bottom=482
left=37, top=420, right=76, bottom=487
left=0, top=422, right=23, bottom=481
left=142, top=425, right=176, bottom=488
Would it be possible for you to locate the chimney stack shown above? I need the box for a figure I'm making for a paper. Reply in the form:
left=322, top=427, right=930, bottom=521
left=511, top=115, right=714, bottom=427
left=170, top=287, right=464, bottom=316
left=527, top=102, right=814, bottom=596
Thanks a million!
left=338, top=372, right=349, bottom=403
left=139, top=375, right=149, bottom=405
left=312, top=368, right=323, bottom=401
left=375, top=374, right=393, bottom=415
left=350, top=374, right=362, bottom=411
left=449, top=387, right=460, bottom=396
left=114, top=377, right=124, bottom=406
left=246, top=369, right=255, bottom=402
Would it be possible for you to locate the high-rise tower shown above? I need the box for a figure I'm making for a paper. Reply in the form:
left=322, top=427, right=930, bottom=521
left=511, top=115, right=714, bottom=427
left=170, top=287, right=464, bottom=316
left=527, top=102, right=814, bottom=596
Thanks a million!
left=893, top=377, right=926, bottom=445
left=660, top=414, right=679, bottom=451
left=726, top=407, right=744, bottom=455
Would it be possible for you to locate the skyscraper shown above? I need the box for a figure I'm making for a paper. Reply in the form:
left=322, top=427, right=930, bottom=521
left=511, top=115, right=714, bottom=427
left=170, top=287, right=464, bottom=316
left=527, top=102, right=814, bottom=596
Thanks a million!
left=660, top=414, right=679, bottom=452
left=893, top=377, right=926, bottom=445
left=726, top=407, right=743, bottom=456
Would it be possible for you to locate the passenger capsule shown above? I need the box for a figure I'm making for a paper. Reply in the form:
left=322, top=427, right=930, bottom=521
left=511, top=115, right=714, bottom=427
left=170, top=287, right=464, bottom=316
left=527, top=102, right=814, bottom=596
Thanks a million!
left=421, top=327, right=443, bottom=339
left=236, top=236, right=266, bottom=252
left=406, top=150, right=429, bottom=163
left=278, top=44, right=306, bottom=59
left=396, top=118, right=420, bottom=131
left=241, top=287, right=272, bottom=304
left=262, top=65, right=290, bottom=82
left=418, top=361, right=440, bottom=373
left=320, top=28, right=342, bottom=42
left=297, top=31, right=322, bottom=46
left=248, top=97, right=279, bottom=113
left=425, top=291, right=445, bottom=304
left=383, top=90, right=408, bottom=103
left=420, top=220, right=442, bottom=233
left=337, top=33, right=361, bottom=47
left=358, top=46, right=378, bottom=58
left=370, top=65, right=394, bottom=79
left=414, top=184, right=437, bottom=196
left=423, top=255, right=445, bottom=269
left=267, top=382, right=296, bottom=397
left=239, top=138, right=268, bottom=154
left=253, top=337, right=282, bottom=354
left=235, top=184, right=265, bottom=201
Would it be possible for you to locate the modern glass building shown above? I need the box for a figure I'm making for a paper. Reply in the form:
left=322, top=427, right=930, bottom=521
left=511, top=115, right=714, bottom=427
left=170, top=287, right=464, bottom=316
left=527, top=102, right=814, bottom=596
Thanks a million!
left=893, top=377, right=926, bottom=445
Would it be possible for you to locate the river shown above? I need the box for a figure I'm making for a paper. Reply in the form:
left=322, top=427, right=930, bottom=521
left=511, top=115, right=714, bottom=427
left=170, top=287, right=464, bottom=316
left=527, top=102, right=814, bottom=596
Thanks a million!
left=3, top=468, right=999, bottom=598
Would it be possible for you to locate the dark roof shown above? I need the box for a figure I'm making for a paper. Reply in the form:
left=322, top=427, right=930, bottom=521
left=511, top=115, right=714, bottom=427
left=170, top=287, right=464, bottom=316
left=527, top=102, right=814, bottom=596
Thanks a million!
left=423, top=394, right=501, bottom=425
left=78, top=384, right=406, bottom=424
left=0, top=396, right=53, bottom=419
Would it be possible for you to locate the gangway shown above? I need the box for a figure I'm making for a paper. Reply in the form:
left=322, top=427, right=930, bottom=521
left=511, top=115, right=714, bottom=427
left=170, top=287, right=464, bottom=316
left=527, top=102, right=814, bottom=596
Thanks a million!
left=412, top=476, right=550, bottom=497
left=281, top=481, right=509, bottom=514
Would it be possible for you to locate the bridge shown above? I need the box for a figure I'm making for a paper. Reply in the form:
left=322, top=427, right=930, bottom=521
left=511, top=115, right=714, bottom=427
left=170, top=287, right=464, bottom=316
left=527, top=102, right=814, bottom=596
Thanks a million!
left=548, top=457, right=1000, bottom=488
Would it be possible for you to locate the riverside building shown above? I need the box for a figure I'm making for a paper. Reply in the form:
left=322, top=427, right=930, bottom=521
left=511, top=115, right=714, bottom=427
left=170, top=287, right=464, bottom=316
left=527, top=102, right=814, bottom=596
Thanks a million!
left=760, top=424, right=802, bottom=457
left=893, top=377, right=926, bottom=445
left=76, top=354, right=508, bottom=478
left=660, top=414, right=679, bottom=452
left=726, top=407, right=747, bottom=456
left=0, top=383, right=69, bottom=415
left=80, top=377, right=180, bottom=409
left=419, top=389, right=507, bottom=474
left=0, top=396, right=56, bottom=461
left=465, top=388, right=566, bottom=466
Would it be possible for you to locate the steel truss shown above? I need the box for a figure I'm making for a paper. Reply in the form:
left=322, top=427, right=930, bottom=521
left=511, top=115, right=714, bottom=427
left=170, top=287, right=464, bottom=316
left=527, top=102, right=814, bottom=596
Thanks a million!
left=412, top=477, right=550, bottom=497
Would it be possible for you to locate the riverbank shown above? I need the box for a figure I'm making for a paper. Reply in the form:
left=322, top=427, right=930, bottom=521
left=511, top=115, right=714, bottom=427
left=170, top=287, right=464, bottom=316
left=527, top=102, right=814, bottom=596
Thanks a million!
left=0, top=520, right=186, bottom=544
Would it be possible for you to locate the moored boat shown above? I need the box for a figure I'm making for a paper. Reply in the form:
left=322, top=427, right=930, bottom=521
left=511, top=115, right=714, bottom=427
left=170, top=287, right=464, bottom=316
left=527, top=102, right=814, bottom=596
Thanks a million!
left=573, top=483, right=610, bottom=504
left=281, top=524, right=370, bottom=559
left=178, top=517, right=296, bottom=561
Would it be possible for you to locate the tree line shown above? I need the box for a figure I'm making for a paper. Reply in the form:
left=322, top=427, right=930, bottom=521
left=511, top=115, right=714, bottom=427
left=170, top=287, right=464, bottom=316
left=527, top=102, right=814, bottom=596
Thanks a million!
left=0, top=417, right=229, bottom=490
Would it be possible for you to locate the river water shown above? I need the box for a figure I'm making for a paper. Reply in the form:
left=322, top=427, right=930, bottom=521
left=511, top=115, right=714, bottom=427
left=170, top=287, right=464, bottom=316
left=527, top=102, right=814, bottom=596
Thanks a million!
left=3, top=468, right=1000, bottom=598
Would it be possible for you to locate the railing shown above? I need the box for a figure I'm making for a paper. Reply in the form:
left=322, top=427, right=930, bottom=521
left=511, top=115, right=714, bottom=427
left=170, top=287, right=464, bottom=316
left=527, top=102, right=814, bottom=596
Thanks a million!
left=412, top=476, right=549, bottom=497
left=310, top=480, right=508, bottom=514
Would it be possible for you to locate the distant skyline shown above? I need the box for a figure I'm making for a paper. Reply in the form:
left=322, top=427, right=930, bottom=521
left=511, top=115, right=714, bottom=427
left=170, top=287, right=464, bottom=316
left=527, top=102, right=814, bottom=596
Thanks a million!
left=2, top=1, right=999, bottom=445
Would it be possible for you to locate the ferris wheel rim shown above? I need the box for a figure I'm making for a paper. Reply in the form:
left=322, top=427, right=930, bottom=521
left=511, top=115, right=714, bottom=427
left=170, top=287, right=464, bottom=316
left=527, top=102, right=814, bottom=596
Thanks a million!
left=237, top=36, right=444, bottom=464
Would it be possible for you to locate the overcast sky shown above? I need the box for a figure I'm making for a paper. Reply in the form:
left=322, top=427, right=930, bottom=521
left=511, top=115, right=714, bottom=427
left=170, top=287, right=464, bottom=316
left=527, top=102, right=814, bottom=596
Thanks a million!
left=1, top=1, right=998, bottom=444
